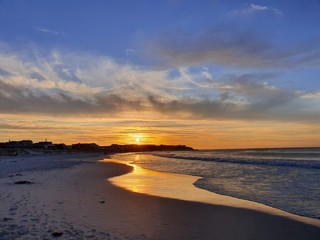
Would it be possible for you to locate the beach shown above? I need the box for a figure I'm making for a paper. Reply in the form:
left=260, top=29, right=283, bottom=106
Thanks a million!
left=1, top=154, right=320, bottom=240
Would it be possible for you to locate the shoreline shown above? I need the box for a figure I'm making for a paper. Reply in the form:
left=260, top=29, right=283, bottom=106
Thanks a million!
left=110, top=151, right=320, bottom=223
left=108, top=158, right=320, bottom=228
left=1, top=154, right=319, bottom=239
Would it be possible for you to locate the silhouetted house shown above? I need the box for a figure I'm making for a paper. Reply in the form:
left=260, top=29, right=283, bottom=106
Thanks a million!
left=6, top=140, right=33, bottom=148
left=34, top=141, right=54, bottom=149
left=53, top=143, right=69, bottom=151
left=0, top=142, right=6, bottom=148
left=104, top=144, right=194, bottom=153
left=105, top=144, right=127, bottom=152
left=71, top=143, right=100, bottom=152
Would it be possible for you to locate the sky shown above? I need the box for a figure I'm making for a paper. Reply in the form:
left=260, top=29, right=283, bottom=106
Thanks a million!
left=0, top=0, right=319, bottom=149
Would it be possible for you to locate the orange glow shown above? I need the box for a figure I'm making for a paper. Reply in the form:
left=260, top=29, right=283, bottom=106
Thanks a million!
left=0, top=113, right=319, bottom=149
left=128, top=134, right=145, bottom=144
left=106, top=158, right=320, bottom=227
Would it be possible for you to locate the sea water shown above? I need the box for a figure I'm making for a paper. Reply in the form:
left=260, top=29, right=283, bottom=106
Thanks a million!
left=113, top=148, right=320, bottom=219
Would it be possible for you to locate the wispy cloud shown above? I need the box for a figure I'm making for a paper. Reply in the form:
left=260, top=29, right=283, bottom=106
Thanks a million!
left=228, top=3, right=283, bottom=17
left=147, top=75, right=320, bottom=123
left=301, top=92, right=320, bottom=99
left=125, top=48, right=136, bottom=56
left=0, top=45, right=318, bottom=123
left=35, top=27, right=60, bottom=35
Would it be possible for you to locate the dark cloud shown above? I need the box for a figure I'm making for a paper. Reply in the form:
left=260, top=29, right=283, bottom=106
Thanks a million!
left=147, top=95, right=320, bottom=123
left=148, top=95, right=243, bottom=118
left=0, top=80, right=143, bottom=116
left=0, top=78, right=318, bottom=123
left=149, top=28, right=320, bottom=68
left=145, top=74, right=318, bottom=123
left=222, top=74, right=299, bottom=109
left=0, top=123, right=61, bottom=130
left=0, top=46, right=318, bottom=124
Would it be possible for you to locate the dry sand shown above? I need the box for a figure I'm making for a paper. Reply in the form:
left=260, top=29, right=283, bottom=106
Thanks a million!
left=0, top=154, right=319, bottom=239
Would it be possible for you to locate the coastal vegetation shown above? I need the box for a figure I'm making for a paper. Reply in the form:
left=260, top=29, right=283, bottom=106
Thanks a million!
left=0, top=140, right=194, bottom=156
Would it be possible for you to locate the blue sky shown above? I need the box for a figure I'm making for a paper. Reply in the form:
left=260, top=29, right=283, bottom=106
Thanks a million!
left=2, top=0, right=319, bottom=87
left=0, top=0, right=319, bottom=147
left=1, top=1, right=318, bottom=60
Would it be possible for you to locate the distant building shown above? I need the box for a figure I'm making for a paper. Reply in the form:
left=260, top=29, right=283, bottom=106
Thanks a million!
left=34, top=141, right=54, bottom=149
left=54, top=143, right=69, bottom=150
left=6, top=140, right=33, bottom=148
left=103, top=144, right=194, bottom=153
left=71, top=143, right=100, bottom=151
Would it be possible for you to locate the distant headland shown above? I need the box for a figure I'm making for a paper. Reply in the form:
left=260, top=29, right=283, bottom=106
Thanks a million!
left=0, top=140, right=194, bottom=156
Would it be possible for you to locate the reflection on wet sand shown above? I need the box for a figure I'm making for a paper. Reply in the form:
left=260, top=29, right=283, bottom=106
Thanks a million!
left=102, top=159, right=320, bottom=227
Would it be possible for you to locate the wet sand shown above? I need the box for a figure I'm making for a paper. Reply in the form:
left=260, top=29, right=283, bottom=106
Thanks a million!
left=108, top=159, right=320, bottom=227
left=1, top=156, right=320, bottom=239
left=93, top=162, right=320, bottom=240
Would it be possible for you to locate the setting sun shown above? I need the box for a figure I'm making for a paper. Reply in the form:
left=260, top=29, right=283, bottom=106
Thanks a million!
left=0, top=1, right=320, bottom=239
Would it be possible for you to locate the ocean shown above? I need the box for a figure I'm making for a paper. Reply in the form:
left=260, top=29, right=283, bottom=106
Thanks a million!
left=113, top=148, right=320, bottom=220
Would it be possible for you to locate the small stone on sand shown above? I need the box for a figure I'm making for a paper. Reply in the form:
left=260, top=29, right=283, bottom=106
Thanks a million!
left=14, top=181, right=33, bottom=184
left=51, top=231, right=63, bottom=237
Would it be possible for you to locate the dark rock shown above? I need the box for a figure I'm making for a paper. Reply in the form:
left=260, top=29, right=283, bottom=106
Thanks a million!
left=3, top=217, right=13, bottom=221
left=51, top=231, right=63, bottom=237
left=99, top=200, right=106, bottom=204
left=14, top=181, right=33, bottom=184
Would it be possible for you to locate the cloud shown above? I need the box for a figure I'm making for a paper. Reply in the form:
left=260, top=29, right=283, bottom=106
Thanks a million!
left=148, top=27, right=320, bottom=69
left=35, top=27, right=60, bottom=35
left=146, top=74, right=319, bottom=122
left=0, top=45, right=318, bottom=123
left=0, top=79, right=144, bottom=115
left=301, top=92, right=320, bottom=99
left=147, top=97, right=320, bottom=123
left=125, top=48, right=136, bottom=56
left=228, top=3, right=282, bottom=17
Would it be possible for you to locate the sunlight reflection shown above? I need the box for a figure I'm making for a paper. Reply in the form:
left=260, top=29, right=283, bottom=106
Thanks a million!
left=104, top=157, right=320, bottom=227
left=134, top=154, right=141, bottom=162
